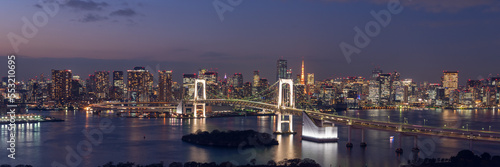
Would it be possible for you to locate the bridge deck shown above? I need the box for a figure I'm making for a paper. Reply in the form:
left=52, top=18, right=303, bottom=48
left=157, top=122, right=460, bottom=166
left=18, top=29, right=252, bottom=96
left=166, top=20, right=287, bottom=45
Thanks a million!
left=90, top=99, right=500, bottom=143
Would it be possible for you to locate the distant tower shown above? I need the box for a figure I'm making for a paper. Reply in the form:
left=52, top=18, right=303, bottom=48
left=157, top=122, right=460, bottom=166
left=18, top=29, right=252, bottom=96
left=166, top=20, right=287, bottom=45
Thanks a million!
left=300, top=59, right=305, bottom=85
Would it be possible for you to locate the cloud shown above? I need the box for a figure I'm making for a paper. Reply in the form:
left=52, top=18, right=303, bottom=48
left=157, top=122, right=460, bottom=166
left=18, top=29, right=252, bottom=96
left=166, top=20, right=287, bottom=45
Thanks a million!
left=418, top=20, right=476, bottom=28
left=63, top=0, right=109, bottom=11
left=110, top=8, right=137, bottom=17
left=78, top=13, right=108, bottom=22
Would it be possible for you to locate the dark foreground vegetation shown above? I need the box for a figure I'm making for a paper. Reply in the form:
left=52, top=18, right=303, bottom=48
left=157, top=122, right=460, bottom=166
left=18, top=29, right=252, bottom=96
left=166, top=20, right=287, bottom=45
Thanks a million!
left=182, top=129, right=278, bottom=147
left=94, top=158, right=320, bottom=167
left=408, top=150, right=500, bottom=167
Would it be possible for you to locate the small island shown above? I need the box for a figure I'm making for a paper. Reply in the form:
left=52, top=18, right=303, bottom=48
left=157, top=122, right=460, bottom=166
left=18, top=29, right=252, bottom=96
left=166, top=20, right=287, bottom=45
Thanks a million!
left=182, top=129, right=279, bottom=148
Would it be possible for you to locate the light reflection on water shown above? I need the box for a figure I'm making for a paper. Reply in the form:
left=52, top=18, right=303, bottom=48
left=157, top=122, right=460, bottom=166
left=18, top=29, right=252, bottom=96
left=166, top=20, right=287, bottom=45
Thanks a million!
left=0, top=109, right=500, bottom=166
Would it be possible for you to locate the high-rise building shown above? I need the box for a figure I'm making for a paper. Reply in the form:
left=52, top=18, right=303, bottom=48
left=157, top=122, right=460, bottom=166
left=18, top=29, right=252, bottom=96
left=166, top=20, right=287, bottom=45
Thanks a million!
left=159, top=70, right=173, bottom=102
left=286, top=68, right=293, bottom=80
left=243, top=82, right=252, bottom=97
left=307, top=73, right=315, bottom=95
left=491, top=77, right=500, bottom=87
left=391, top=71, right=401, bottom=103
left=372, top=67, right=382, bottom=79
left=368, top=80, right=379, bottom=105
left=307, top=73, right=314, bottom=85
left=71, top=78, right=82, bottom=100
left=259, top=78, right=270, bottom=99
left=94, top=71, right=110, bottom=99
left=111, top=71, right=124, bottom=100
left=233, top=73, right=243, bottom=88
left=443, top=71, right=459, bottom=97
left=51, top=69, right=72, bottom=102
left=183, top=73, right=197, bottom=98
left=300, top=59, right=305, bottom=85
left=199, top=70, right=218, bottom=84
left=252, top=71, right=260, bottom=95
left=127, top=67, right=151, bottom=102
left=1, top=77, right=7, bottom=87
left=392, top=71, right=400, bottom=82
left=86, top=74, right=96, bottom=93
left=259, top=78, right=269, bottom=89
left=295, top=74, right=301, bottom=84
left=276, top=59, right=288, bottom=81
left=378, top=73, right=392, bottom=105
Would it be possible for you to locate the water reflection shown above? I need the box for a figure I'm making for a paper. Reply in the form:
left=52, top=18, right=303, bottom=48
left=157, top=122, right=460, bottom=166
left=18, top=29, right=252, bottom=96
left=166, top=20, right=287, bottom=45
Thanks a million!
left=1, top=109, right=500, bottom=166
left=301, top=140, right=338, bottom=166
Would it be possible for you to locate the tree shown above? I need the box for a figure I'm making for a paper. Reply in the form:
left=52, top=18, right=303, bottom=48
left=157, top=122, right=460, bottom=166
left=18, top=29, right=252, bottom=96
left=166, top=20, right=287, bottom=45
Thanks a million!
left=267, top=160, right=277, bottom=166
left=219, top=161, right=236, bottom=167
left=250, top=159, right=256, bottom=165
left=481, top=152, right=491, bottom=161
left=169, top=162, right=183, bottom=167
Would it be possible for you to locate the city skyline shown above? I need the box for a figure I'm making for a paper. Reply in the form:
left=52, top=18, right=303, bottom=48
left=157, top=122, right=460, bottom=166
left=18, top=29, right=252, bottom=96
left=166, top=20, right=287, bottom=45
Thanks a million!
left=2, top=56, right=500, bottom=86
left=2, top=1, right=500, bottom=166
left=1, top=1, right=500, bottom=84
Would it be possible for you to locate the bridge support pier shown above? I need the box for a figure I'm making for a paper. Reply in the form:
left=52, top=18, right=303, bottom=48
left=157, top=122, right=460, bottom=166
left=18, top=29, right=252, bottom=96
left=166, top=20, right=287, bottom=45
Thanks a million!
left=360, top=128, right=367, bottom=147
left=412, top=136, right=420, bottom=153
left=275, top=114, right=295, bottom=134
left=346, top=125, right=353, bottom=147
left=192, top=102, right=206, bottom=118
left=396, top=133, right=403, bottom=154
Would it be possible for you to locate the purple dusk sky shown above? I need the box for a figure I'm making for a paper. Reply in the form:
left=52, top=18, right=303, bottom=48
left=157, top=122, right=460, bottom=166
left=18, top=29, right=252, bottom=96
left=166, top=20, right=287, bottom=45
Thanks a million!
left=1, top=0, right=499, bottom=84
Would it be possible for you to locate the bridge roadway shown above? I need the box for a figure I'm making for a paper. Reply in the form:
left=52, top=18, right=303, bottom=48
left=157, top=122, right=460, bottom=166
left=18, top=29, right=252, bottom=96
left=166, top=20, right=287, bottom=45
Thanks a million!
left=90, top=102, right=179, bottom=111
left=90, top=99, right=500, bottom=143
left=203, top=99, right=500, bottom=143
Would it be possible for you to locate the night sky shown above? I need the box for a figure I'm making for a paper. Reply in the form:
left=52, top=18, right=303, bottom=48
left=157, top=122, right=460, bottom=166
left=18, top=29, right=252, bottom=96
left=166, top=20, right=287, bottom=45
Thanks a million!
left=1, top=0, right=499, bottom=84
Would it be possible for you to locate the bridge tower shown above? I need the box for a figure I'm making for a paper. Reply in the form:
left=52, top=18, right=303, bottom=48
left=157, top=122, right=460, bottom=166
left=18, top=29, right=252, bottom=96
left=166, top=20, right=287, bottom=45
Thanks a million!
left=193, top=79, right=207, bottom=117
left=275, top=79, right=295, bottom=134
left=278, top=79, right=294, bottom=109
left=194, top=79, right=206, bottom=101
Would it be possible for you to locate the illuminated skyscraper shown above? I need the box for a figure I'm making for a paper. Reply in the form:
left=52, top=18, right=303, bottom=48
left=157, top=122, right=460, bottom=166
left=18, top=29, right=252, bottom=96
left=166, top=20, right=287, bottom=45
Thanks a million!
left=286, top=68, right=293, bottom=80
left=307, top=73, right=314, bottom=85
left=94, top=71, right=110, bottom=99
left=86, top=74, right=96, bottom=93
left=127, top=67, right=151, bottom=102
left=233, top=73, right=243, bottom=88
left=183, top=73, right=197, bottom=98
left=51, top=69, right=72, bottom=102
left=307, top=73, right=314, bottom=94
left=379, top=73, right=392, bottom=105
left=111, top=71, right=124, bottom=100
left=159, top=70, right=173, bottom=102
left=252, top=71, right=260, bottom=95
left=300, top=59, right=305, bottom=85
left=276, top=59, right=288, bottom=81
left=199, top=70, right=218, bottom=84
left=243, top=82, right=252, bottom=97
left=443, top=71, right=458, bottom=97
left=372, top=67, right=382, bottom=79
